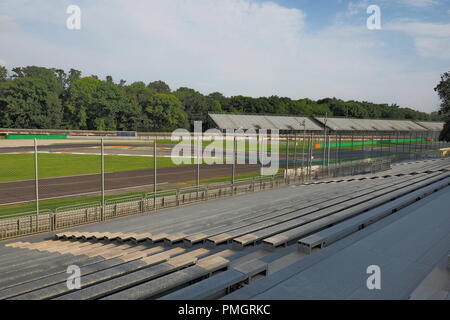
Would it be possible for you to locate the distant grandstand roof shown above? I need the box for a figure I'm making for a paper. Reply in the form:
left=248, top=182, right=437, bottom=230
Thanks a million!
left=208, top=114, right=323, bottom=131
left=415, top=121, right=445, bottom=131
left=313, top=117, right=429, bottom=132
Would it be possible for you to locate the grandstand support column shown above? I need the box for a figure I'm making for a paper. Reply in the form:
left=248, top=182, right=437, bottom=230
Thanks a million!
left=34, top=139, right=39, bottom=231
left=101, top=138, right=105, bottom=221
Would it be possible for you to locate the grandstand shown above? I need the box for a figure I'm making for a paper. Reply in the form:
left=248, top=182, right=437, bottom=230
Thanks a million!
left=208, top=114, right=323, bottom=132
left=208, top=113, right=445, bottom=135
left=0, top=157, right=449, bottom=300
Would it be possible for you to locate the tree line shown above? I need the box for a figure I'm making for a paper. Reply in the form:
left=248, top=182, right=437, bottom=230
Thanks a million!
left=434, top=71, right=450, bottom=141
left=0, top=66, right=445, bottom=133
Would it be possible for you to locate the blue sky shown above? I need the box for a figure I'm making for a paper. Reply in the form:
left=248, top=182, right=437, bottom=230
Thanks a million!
left=0, top=0, right=449, bottom=113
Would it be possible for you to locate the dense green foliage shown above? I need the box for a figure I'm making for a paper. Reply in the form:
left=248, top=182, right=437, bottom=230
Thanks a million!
left=434, top=71, right=450, bottom=141
left=0, top=66, right=443, bottom=132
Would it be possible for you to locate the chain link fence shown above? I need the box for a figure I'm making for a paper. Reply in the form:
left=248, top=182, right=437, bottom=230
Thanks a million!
left=0, top=131, right=448, bottom=241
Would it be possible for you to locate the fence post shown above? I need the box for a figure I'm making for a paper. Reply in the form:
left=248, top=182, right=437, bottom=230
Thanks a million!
left=154, top=139, right=157, bottom=211
left=232, top=135, right=236, bottom=188
left=34, top=139, right=39, bottom=232
left=286, top=133, right=289, bottom=174
left=197, top=135, right=200, bottom=198
left=101, top=138, right=105, bottom=221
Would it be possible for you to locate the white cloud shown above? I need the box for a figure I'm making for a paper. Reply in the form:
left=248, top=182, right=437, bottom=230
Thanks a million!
left=386, top=20, right=450, bottom=60
left=0, top=0, right=445, bottom=112
left=387, top=20, right=450, bottom=37
left=415, top=37, right=450, bottom=59
left=398, top=0, right=437, bottom=7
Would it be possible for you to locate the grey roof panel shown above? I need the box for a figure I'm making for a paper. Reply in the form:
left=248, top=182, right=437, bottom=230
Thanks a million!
left=314, top=117, right=429, bottom=132
left=414, top=121, right=445, bottom=131
left=208, top=114, right=323, bottom=131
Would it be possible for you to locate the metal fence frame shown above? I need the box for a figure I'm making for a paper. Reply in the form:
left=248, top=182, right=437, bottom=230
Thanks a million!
left=0, top=130, right=448, bottom=241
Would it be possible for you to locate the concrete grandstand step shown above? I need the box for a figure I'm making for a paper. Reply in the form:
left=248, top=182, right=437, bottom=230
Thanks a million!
left=55, top=231, right=156, bottom=243
left=101, top=255, right=230, bottom=300
left=233, top=172, right=448, bottom=247
left=6, top=247, right=187, bottom=300
left=164, top=233, right=189, bottom=245
left=297, top=176, right=450, bottom=254
left=0, top=245, right=166, bottom=291
left=53, top=248, right=212, bottom=300
left=202, top=178, right=405, bottom=247
left=208, top=173, right=436, bottom=247
left=262, top=173, right=450, bottom=249
left=159, top=258, right=268, bottom=300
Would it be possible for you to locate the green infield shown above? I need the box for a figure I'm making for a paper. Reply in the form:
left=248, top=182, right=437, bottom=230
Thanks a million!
left=0, top=153, right=182, bottom=182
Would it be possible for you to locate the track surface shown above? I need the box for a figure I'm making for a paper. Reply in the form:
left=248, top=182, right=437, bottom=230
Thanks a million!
left=0, top=164, right=261, bottom=205
left=0, top=141, right=445, bottom=205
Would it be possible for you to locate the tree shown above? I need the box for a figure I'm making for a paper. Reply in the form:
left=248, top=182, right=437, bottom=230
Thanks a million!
left=175, top=87, right=222, bottom=129
left=65, top=69, right=81, bottom=88
left=435, top=71, right=450, bottom=141
left=65, top=77, right=131, bottom=130
left=125, top=82, right=188, bottom=131
left=0, top=66, right=7, bottom=82
left=0, top=64, right=442, bottom=131
left=148, top=80, right=171, bottom=94
left=0, top=77, right=63, bottom=129
left=144, top=93, right=189, bottom=131
left=11, top=66, right=64, bottom=95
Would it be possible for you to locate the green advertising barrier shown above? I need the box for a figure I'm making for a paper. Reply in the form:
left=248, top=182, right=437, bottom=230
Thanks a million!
left=315, top=138, right=433, bottom=149
left=5, top=134, right=67, bottom=140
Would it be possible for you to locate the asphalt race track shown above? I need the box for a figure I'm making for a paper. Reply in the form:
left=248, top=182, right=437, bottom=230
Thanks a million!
left=0, top=140, right=441, bottom=205
left=0, top=164, right=261, bottom=205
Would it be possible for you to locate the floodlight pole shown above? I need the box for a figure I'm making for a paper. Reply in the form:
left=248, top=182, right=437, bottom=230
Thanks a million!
left=34, top=139, right=39, bottom=230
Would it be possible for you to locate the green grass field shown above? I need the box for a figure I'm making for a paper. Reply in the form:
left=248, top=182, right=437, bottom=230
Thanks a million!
left=0, top=153, right=180, bottom=182
left=0, top=138, right=430, bottom=182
